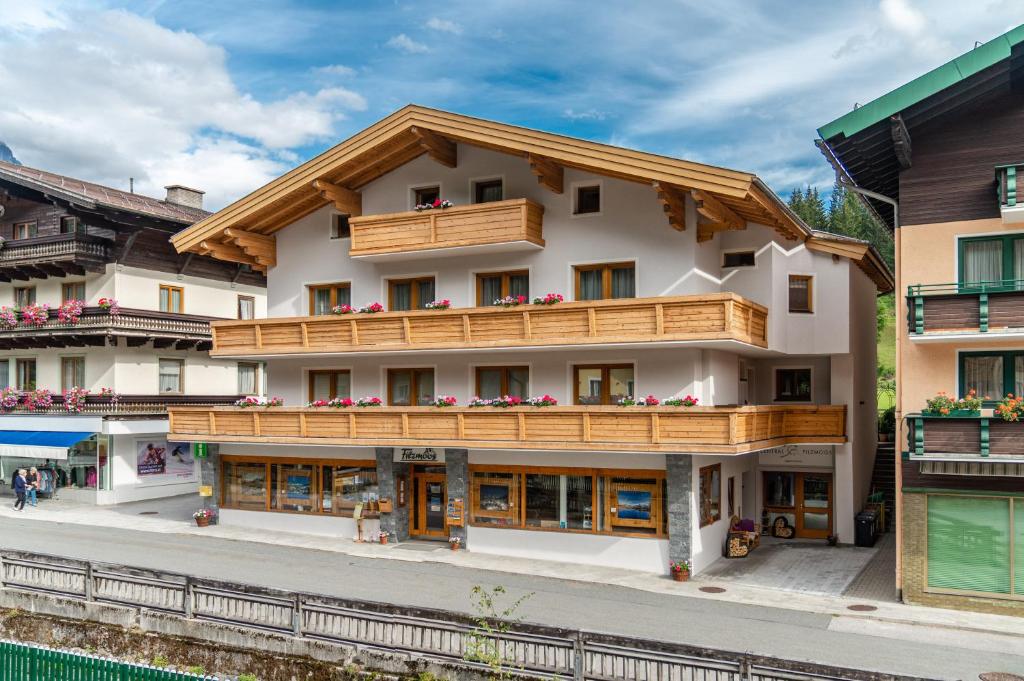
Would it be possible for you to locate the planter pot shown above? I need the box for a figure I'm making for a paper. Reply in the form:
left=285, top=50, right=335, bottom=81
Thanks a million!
left=195, top=517, right=210, bottom=528
left=671, top=570, right=689, bottom=582
left=928, top=409, right=981, bottom=417
left=379, top=536, right=388, bottom=545
left=878, top=433, right=890, bottom=443
left=450, top=543, right=460, bottom=551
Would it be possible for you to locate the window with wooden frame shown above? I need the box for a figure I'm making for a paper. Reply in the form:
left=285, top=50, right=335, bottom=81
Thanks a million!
left=16, top=359, right=36, bottom=391
left=573, top=184, right=601, bottom=215
left=159, top=285, right=184, bottom=313
left=413, top=185, right=440, bottom=207
left=12, top=222, right=37, bottom=240
left=774, top=367, right=812, bottom=402
left=699, top=464, right=722, bottom=527
left=308, top=283, right=350, bottom=316
left=330, top=214, right=351, bottom=239
left=59, top=216, right=84, bottom=234
left=62, top=282, right=85, bottom=303
left=727, top=476, right=736, bottom=518
left=158, top=358, right=184, bottom=393
left=61, top=356, right=85, bottom=391
left=308, top=369, right=351, bottom=402
left=237, top=295, right=255, bottom=320
left=723, top=251, right=756, bottom=268
left=476, top=270, right=529, bottom=306
left=573, top=364, right=634, bottom=405
left=475, top=366, right=529, bottom=400
left=14, top=286, right=36, bottom=307
left=387, top=368, right=434, bottom=406
left=238, top=362, right=260, bottom=395
left=788, top=275, right=813, bottom=313
left=574, top=262, right=635, bottom=300
left=472, top=178, right=503, bottom=204
left=388, top=276, right=435, bottom=311
left=469, top=466, right=666, bottom=538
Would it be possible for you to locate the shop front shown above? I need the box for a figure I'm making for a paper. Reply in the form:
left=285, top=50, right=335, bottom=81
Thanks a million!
left=757, top=445, right=836, bottom=539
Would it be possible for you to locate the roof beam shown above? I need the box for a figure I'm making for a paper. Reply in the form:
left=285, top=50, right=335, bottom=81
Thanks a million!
left=697, top=221, right=745, bottom=243
left=223, top=228, right=277, bottom=268
left=410, top=126, right=456, bottom=168
left=653, top=182, right=688, bottom=231
left=528, top=154, right=564, bottom=194
left=691, top=189, right=745, bottom=230
left=312, top=179, right=362, bottom=216
left=198, top=240, right=264, bottom=272
left=890, top=114, right=912, bottom=170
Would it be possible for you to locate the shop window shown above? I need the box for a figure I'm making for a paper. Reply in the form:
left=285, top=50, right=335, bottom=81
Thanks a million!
left=159, top=284, right=184, bottom=313
left=573, top=184, right=601, bottom=215
left=330, top=214, right=351, bottom=239
left=16, top=359, right=36, bottom=391
left=223, top=461, right=268, bottom=511
left=723, top=251, right=756, bottom=268
left=309, top=369, right=351, bottom=402
left=475, top=366, right=528, bottom=400
left=699, top=464, right=721, bottom=527
left=159, top=359, right=184, bottom=393
left=606, top=476, right=662, bottom=534
left=774, top=368, right=812, bottom=402
left=387, top=368, right=434, bottom=406
left=271, top=462, right=318, bottom=513
left=472, top=178, right=503, bottom=204
left=321, top=465, right=379, bottom=516
left=960, top=351, right=1024, bottom=405
left=573, top=364, right=634, bottom=405
left=13, top=222, right=37, bottom=239
left=788, top=275, right=813, bottom=313
left=927, top=495, right=1017, bottom=596
left=958, top=234, right=1024, bottom=289
left=413, top=185, right=440, bottom=207
left=237, top=295, right=255, bottom=320
left=61, top=357, right=85, bottom=392
left=525, top=473, right=593, bottom=530
left=477, top=270, right=529, bottom=306
left=238, top=362, right=260, bottom=395
left=574, top=262, right=635, bottom=300
left=221, top=458, right=378, bottom=518
left=14, top=286, right=35, bottom=308
left=388, top=276, right=435, bottom=311
left=62, top=282, right=85, bottom=302
left=471, top=472, right=519, bottom=526
left=308, top=283, right=350, bottom=316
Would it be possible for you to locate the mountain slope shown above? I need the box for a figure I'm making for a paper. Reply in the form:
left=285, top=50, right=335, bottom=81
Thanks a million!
left=0, top=142, right=21, bottom=165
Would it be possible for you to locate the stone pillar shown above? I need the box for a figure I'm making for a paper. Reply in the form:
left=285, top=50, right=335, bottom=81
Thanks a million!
left=375, top=447, right=410, bottom=541
left=445, top=448, right=468, bottom=548
left=199, top=443, right=220, bottom=515
left=666, top=454, right=693, bottom=568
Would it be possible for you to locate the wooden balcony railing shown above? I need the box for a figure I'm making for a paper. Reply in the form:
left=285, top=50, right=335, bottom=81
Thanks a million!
left=348, top=198, right=544, bottom=259
left=13, top=394, right=243, bottom=415
left=907, top=413, right=1024, bottom=461
left=0, top=233, right=112, bottom=278
left=0, top=307, right=218, bottom=350
left=907, top=281, right=1024, bottom=336
left=210, top=293, right=768, bottom=357
left=168, top=404, right=845, bottom=454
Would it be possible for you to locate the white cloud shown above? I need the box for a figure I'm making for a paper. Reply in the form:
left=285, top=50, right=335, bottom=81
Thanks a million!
left=880, top=0, right=927, bottom=36
left=386, top=33, right=429, bottom=54
left=0, top=7, right=367, bottom=209
left=563, top=108, right=608, bottom=121
left=314, top=64, right=357, bottom=78
left=426, top=18, right=462, bottom=35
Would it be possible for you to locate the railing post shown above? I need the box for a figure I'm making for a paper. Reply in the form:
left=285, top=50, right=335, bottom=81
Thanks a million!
left=294, top=594, right=303, bottom=637
left=980, top=418, right=990, bottom=457
left=914, top=295, right=924, bottom=334
left=914, top=417, right=924, bottom=456
left=84, top=561, right=94, bottom=602
left=184, top=576, right=193, bottom=618
left=573, top=632, right=585, bottom=681
left=979, top=292, right=989, bottom=332
left=1007, top=165, right=1017, bottom=207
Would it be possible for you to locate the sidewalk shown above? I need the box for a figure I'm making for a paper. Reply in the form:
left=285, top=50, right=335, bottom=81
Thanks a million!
left=2, top=495, right=1022, bottom=645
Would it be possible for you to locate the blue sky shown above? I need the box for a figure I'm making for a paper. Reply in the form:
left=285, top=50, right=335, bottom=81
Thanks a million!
left=0, top=1, right=1018, bottom=209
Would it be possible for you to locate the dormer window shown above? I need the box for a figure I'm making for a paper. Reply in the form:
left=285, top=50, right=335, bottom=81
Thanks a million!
left=473, top=178, right=503, bottom=204
left=413, top=185, right=440, bottom=207
left=330, top=214, right=350, bottom=239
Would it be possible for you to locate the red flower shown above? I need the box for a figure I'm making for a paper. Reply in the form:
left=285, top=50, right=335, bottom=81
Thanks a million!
left=432, top=198, right=441, bottom=207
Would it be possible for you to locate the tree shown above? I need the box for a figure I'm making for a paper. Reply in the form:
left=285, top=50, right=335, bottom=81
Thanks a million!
left=787, top=184, right=827, bottom=228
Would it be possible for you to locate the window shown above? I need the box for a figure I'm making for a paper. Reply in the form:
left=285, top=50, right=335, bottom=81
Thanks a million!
left=321, top=465, right=379, bottom=516
left=62, top=282, right=85, bottom=303
left=475, top=366, right=529, bottom=400
left=469, top=466, right=665, bottom=537
left=221, top=457, right=380, bottom=517
left=574, top=262, right=635, bottom=300
left=958, top=234, right=1024, bottom=288
left=959, top=351, right=1024, bottom=404
left=775, top=368, right=812, bottom=402
left=61, top=357, right=85, bottom=391
left=59, top=216, right=84, bottom=234
left=473, top=178, right=503, bottom=204
left=308, top=369, right=351, bottom=402
left=12, top=222, right=37, bottom=239
left=727, top=476, right=736, bottom=518
left=159, top=359, right=184, bottom=393
left=387, top=368, right=434, bottom=406
left=308, top=283, right=350, bottom=316
left=723, top=251, right=756, bottom=268
left=237, top=295, right=255, bottom=320
left=476, top=270, right=529, bottom=306
left=573, top=364, right=634, bottom=405
left=330, top=214, right=351, bottom=239
left=574, top=184, right=601, bottom=215
left=699, top=464, right=722, bottom=527
left=14, top=287, right=35, bottom=307
left=159, top=285, right=184, bottom=313
left=788, top=275, right=813, bottom=313
left=16, top=359, right=35, bottom=390
left=0, top=360, right=9, bottom=388
left=413, top=185, right=440, bottom=207
left=388, top=276, right=435, bottom=311
left=238, top=362, right=260, bottom=395
left=223, top=461, right=269, bottom=511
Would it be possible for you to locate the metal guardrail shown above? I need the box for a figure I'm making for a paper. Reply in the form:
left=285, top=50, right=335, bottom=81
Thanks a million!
left=0, top=550, right=933, bottom=681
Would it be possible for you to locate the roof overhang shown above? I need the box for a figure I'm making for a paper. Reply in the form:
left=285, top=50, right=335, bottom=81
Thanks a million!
left=805, top=233, right=895, bottom=293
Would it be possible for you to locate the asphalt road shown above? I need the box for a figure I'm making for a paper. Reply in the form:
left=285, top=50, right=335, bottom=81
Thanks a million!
left=0, top=518, right=1021, bottom=679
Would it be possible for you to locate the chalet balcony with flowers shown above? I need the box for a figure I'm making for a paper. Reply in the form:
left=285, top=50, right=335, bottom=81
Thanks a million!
left=165, top=106, right=891, bottom=576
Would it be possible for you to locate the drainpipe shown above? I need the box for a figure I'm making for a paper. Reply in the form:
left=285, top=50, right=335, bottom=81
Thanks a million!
left=814, top=139, right=899, bottom=229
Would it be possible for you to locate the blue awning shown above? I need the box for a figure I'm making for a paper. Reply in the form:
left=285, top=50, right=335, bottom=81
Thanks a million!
left=0, top=431, right=93, bottom=460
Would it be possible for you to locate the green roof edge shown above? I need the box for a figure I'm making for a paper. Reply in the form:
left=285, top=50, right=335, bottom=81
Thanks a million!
left=817, top=24, right=1024, bottom=141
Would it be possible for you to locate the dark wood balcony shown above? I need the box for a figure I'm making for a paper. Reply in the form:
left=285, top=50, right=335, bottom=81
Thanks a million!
left=906, top=281, right=1024, bottom=337
left=996, top=163, right=1023, bottom=224
left=20, top=394, right=243, bottom=415
left=907, top=414, right=1024, bottom=461
left=0, top=307, right=217, bottom=350
left=0, top=233, right=112, bottom=280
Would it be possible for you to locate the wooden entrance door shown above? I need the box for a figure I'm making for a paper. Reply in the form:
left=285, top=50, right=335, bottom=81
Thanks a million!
left=795, top=473, right=832, bottom=539
left=413, top=473, right=448, bottom=538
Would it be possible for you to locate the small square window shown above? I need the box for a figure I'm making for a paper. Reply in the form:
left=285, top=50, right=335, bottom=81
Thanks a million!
left=574, top=185, right=601, bottom=215
left=413, top=186, right=440, bottom=207
left=473, top=179, right=503, bottom=204
left=775, top=368, right=812, bottom=402
left=788, top=275, right=813, bottom=313
left=330, top=214, right=350, bottom=239
left=724, top=251, right=756, bottom=268
left=60, top=216, right=83, bottom=234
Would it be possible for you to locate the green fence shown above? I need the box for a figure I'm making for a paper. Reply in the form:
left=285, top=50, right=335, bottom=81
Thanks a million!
left=0, top=640, right=217, bottom=681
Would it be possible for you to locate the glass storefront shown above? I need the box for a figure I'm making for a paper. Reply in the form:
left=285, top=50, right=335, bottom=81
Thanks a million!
left=221, top=457, right=379, bottom=517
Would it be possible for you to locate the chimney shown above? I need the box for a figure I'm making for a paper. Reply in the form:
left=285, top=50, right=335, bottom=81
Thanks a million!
left=164, top=185, right=205, bottom=210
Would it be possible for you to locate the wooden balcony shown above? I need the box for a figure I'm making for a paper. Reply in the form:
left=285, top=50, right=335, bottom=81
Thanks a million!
left=907, top=282, right=1024, bottom=338
left=0, top=233, right=112, bottom=280
left=21, top=394, right=242, bottom=415
left=0, top=307, right=217, bottom=350
left=907, top=414, right=1024, bottom=462
left=169, top=404, right=845, bottom=454
left=996, top=163, right=1023, bottom=224
left=348, top=198, right=544, bottom=260
left=210, top=293, right=768, bottom=357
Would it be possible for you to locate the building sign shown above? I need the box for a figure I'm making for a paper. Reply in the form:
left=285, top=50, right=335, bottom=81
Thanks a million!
left=447, top=497, right=465, bottom=527
left=194, top=443, right=209, bottom=459
left=759, top=445, right=835, bottom=468
left=397, top=448, right=443, bottom=462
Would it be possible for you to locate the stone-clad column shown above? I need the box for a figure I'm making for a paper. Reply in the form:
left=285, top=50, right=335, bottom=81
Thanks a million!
left=375, top=447, right=410, bottom=541
left=445, top=448, right=468, bottom=548
left=666, top=454, right=693, bottom=569
left=199, top=443, right=220, bottom=515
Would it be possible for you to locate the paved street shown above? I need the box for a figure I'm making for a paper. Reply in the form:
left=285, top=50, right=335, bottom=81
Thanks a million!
left=0, top=516, right=1021, bottom=680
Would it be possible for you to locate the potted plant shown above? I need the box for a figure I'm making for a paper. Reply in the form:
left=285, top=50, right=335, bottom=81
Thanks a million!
left=925, top=390, right=982, bottom=417
left=376, top=530, right=390, bottom=545
left=669, top=560, right=690, bottom=582
left=995, top=393, right=1023, bottom=421
left=449, top=536, right=462, bottom=551
left=193, top=508, right=216, bottom=527
left=878, top=406, right=895, bottom=442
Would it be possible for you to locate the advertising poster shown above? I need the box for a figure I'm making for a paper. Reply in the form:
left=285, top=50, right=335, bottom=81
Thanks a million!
left=136, top=440, right=196, bottom=484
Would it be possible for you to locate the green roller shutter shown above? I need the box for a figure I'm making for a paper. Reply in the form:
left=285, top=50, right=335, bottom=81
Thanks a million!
left=927, top=495, right=1011, bottom=594
left=1015, top=500, right=1024, bottom=595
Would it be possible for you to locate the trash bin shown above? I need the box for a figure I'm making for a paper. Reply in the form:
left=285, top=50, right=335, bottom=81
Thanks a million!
left=855, top=510, right=878, bottom=547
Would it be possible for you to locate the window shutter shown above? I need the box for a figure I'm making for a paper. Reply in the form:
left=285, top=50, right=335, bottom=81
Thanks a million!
left=927, top=495, right=1011, bottom=594
left=1015, top=500, right=1024, bottom=595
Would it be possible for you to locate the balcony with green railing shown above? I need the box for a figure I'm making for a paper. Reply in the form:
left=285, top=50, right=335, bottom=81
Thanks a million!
left=906, top=280, right=1024, bottom=337
left=906, top=412, right=1024, bottom=462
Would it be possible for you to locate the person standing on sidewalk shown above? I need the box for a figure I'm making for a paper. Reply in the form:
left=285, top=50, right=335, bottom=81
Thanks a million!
left=12, top=469, right=26, bottom=511
left=25, top=467, right=38, bottom=507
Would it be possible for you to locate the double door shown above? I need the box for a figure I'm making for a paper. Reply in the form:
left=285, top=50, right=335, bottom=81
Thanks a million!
left=764, top=471, right=833, bottom=539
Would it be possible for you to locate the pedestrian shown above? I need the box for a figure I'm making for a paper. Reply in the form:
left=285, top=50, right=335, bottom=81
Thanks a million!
left=12, top=469, right=26, bottom=511
left=25, top=467, right=39, bottom=507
